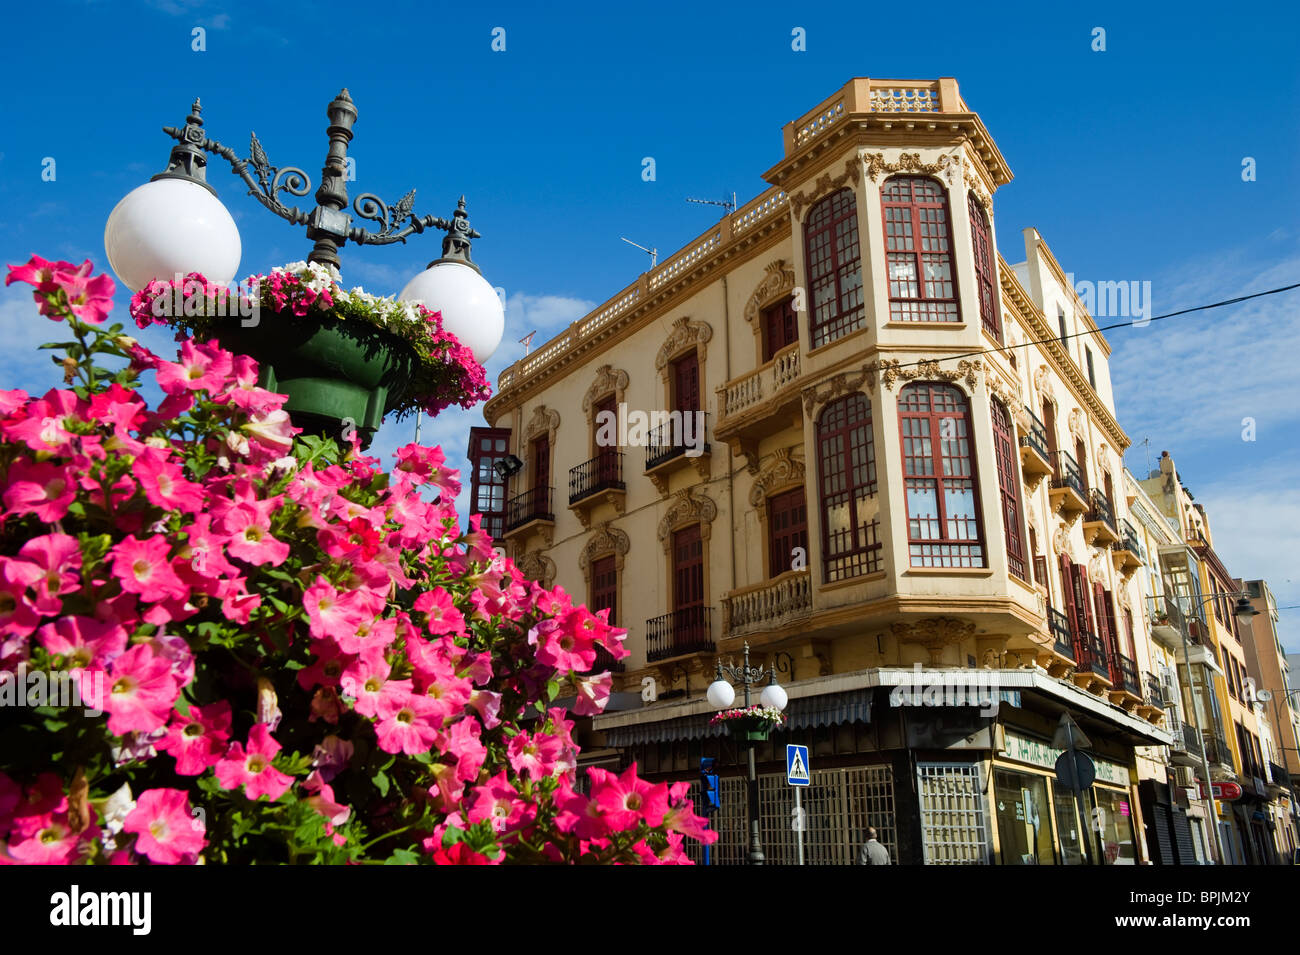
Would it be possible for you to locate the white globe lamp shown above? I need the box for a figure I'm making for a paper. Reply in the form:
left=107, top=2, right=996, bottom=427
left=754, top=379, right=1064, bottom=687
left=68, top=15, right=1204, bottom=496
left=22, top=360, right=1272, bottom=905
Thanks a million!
left=760, top=682, right=788, bottom=712
left=706, top=679, right=735, bottom=709
left=399, top=197, right=505, bottom=363
left=105, top=177, right=241, bottom=292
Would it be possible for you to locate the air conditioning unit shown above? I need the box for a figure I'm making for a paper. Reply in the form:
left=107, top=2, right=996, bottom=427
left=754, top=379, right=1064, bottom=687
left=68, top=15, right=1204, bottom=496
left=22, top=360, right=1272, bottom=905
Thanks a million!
left=1173, top=766, right=1196, bottom=789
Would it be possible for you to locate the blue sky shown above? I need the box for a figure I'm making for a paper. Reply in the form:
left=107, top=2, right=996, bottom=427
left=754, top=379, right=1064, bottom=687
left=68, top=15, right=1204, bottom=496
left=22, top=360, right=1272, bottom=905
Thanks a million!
left=1, top=0, right=1298, bottom=644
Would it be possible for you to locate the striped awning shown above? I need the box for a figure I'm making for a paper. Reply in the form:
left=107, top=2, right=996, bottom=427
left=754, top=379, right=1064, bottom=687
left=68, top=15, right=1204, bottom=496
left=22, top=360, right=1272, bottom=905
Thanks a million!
left=601, top=689, right=874, bottom=748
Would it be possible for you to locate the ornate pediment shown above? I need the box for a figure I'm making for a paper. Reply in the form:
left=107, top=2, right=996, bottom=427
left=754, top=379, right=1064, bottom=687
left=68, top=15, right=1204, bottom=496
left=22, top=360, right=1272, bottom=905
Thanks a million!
left=657, top=489, right=717, bottom=553
left=891, top=617, right=977, bottom=665
left=743, top=259, right=797, bottom=324
left=654, top=316, right=712, bottom=373
left=581, top=365, right=630, bottom=413
left=515, top=550, right=556, bottom=589
left=801, top=362, right=878, bottom=416
left=788, top=157, right=860, bottom=220
left=523, top=404, right=561, bottom=444
left=579, top=521, right=631, bottom=580
left=749, top=447, right=806, bottom=508
left=879, top=357, right=982, bottom=392
left=863, top=151, right=959, bottom=186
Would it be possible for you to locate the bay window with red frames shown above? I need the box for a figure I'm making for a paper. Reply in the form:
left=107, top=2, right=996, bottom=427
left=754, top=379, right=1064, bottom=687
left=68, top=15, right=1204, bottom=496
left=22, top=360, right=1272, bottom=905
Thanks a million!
left=816, top=394, right=881, bottom=582
left=898, top=383, right=984, bottom=567
left=990, top=399, right=1027, bottom=581
left=466, top=426, right=511, bottom=541
left=882, top=176, right=960, bottom=324
left=967, top=192, right=1001, bottom=341
left=803, top=189, right=864, bottom=348
left=767, top=486, right=808, bottom=577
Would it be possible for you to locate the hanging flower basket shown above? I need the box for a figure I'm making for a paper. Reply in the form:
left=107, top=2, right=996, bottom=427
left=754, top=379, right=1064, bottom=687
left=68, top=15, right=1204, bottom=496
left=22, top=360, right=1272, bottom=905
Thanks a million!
left=710, top=705, right=786, bottom=742
left=129, top=262, right=490, bottom=444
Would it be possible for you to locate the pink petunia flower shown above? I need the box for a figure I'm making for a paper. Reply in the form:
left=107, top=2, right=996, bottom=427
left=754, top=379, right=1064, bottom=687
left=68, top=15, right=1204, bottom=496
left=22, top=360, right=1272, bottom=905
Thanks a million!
left=135, top=447, right=206, bottom=514
left=215, top=724, right=294, bottom=801
left=373, top=692, right=442, bottom=756
left=122, top=788, right=205, bottom=864
left=156, top=701, right=232, bottom=775
left=153, top=338, right=232, bottom=395
left=339, top=649, right=411, bottom=719
left=110, top=534, right=190, bottom=604
left=2, top=458, right=76, bottom=522
left=572, top=670, right=613, bottom=717
left=506, top=730, right=564, bottom=781
left=589, top=764, right=670, bottom=830
left=36, top=616, right=127, bottom=671
left=84, top=643, right=181, bottom=736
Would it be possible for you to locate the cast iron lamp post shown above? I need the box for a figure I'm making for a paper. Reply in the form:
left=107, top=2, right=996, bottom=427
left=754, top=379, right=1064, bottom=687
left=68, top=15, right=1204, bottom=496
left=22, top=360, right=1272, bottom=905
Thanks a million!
left=706, top=643, right=789, bottom=866
left=103, top=91, right=505, bottom=363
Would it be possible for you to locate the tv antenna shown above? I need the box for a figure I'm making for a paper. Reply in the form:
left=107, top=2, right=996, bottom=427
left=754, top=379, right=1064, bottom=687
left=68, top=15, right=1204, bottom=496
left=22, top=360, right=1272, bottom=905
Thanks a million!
left=519, top=331, right=537, bottom=356
left=620, top=236, right=657, bottom=269
left=686, top=193, right=737, bottom=215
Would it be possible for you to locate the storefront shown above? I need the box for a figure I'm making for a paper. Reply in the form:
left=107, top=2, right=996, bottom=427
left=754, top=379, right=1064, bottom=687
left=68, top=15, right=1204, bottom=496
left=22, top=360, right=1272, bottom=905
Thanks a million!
left=992, top=729, right=1138, bottom=865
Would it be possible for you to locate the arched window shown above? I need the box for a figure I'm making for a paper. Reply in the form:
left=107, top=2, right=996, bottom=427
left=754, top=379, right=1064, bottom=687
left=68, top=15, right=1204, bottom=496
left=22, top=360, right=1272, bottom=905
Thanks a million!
left=898, top=383, right=984, bottom=567
left=882, top=176, right=959, bottom=324
left=990, top=399, right=1027, bottom=581
left=816, top=394, right=880, bottom=582
left=803, top=189, right=864, bottom=348
left=967, top=193, right=1001, bottom=340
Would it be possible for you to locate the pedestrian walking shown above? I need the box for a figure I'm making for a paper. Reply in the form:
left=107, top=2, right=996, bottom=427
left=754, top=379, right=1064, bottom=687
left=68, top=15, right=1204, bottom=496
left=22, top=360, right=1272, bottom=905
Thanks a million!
left=858, top=826, right=891, bottom=865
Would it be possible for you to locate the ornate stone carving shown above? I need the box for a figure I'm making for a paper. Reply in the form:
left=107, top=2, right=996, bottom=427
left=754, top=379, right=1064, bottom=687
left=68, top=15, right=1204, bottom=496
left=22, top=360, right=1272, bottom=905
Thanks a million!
left=801, top=362, right=878, bottom=416
left=788, top=158, right=860, bottom=220
left=579, top=521, right=631, bottom=581
left=879, top=357, right=982, bottom=392
left=1087, top=551, right=1108, bottom=583
left=515, top=550, right=556, bottom=589
left=580, top=364, right=629, bottom=413
left=1052, top=521, right=1072, bottom=560
left=1117, top=587, right=1132, bottom=612
left=654, top=316, right=712, bottom=376
left=749, top=447, right=806, bottom=508
left=1033, top=365, right=1054, bottom=403
left=657, top=489, right=717, bottom=553
left=891, top=617, right=977, bottom=665
left=985, top=368, right=1021, bottom=410
left=1067, top=408, right=1085, bottom=442
left=523, top=404, right=561, bottom=445
left=743, top=259, right=797, bottom=325
left=863, top=151, right=958, bottom=185
left=962, top=157, right=994, bottom=212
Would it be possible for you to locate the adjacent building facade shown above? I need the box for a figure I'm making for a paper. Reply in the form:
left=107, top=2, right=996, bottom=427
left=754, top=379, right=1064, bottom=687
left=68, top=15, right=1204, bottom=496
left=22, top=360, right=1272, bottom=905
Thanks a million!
left=467, top=77, right=1285, bottom=863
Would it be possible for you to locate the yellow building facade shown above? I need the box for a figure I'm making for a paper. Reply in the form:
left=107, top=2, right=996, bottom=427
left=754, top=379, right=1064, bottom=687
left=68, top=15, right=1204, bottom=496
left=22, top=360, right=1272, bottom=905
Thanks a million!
left=474, top=77, right=1180, bottom=864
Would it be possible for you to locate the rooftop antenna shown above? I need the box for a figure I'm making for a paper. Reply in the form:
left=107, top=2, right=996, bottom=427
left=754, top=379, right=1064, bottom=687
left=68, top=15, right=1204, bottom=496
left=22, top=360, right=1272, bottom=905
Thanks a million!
left=620, top=236, right=657, bottom=269
left=519, top=331, right=537, bottom=356
left=686, top=193, right=737, bottom=215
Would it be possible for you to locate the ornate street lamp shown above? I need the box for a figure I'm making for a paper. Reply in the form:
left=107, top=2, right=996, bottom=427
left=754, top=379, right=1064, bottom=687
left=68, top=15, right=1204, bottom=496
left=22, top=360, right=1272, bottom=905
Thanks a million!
left=706, top=643, right=790, bottom=865
left=104, top=91, right=505, bottom=363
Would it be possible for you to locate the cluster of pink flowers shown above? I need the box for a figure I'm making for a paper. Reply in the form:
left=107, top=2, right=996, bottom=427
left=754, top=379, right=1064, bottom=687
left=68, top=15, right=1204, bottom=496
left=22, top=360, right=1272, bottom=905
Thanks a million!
left=127, top=263, right=491, bottom=418
left=708, top=704, right=787, bottom=727
left=0, top=255, right=715, bottom=865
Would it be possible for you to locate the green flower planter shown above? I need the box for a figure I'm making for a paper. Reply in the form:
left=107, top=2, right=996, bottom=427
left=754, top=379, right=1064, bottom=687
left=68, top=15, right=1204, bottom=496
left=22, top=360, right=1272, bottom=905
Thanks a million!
left=204, top=312, right=418, bottom=447
left=726, top=717, right=773, bottom=743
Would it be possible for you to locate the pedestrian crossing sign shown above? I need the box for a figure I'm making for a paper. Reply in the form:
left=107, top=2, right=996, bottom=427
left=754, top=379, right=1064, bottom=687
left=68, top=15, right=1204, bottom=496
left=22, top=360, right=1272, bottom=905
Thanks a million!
left=786, top=744, right=810, bottom=786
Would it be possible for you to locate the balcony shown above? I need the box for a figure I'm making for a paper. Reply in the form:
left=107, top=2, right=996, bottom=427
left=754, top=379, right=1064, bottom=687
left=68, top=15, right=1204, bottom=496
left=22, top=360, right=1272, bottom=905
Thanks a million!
left=1071, top=626, right=1112, bottom=693
left=720, top=572, right=812, bottom=643
left=646, top=606, right=715, bottom=662
left=503, top=486, right=554, bottom=542
left=1111, top=519, right=1142, bottom=575
left=1017, top=408, right=1053, bottom=483
left=1083, top=490, right=1119, bottom=546
left=1202, top=732, right=1233, bottom=771
left=714, top=346, right=803, bottom=471
left=644, top=414, right=711, bottom=494
left=1036, top=606, right=1077, bottom=675
left=1048, top=450, right=1088, bottom=519
left=1108, top=652, right=1142, bottom=707
left=1147, top=594, right=1185, bottom=650
left=1137, top=670, right=1167, bottom=722
left=568, top=453, right=626, bottom=528
left=1169, top=721, right=1204, bottom=767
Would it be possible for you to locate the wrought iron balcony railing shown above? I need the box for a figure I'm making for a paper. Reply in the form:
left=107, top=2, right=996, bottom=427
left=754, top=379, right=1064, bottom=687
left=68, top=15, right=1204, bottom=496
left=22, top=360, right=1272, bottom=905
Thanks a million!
left=645, top=413, right=710, bottom=470
left=1019, top=407, right=1049, bottom=460
left=1111, top=652, right=1141, bottom=696
left=568, top=452, right=624, bottom=505
left=1049, top=449, right=1086, bottom=499
left=1145, top=671, right=1165, bottom=707
left=645, top=606, right=714, bottom=662
left=1087, top=490, right=1117, bottom=532
left=590, top=644, right=627, bottom=674
left=1073, top=627, right=1110, bottom=679
left=504, top=486, right=554, bottom=531
left=1048, top=607, right=1074, bottom=660
left=1115, top=518, right=1142, bottom=556
left=1180, top=723, right=1203, bottom=759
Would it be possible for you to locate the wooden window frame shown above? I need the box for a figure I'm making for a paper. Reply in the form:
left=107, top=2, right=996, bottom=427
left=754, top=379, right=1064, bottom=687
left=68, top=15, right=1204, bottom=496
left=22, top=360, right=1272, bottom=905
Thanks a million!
left=967, top=192, right=1001, bottom=341
left=815, top=393, right=882, bottom=583
left=899, top=382, right=985, bottom=568
left=766, top=485, right=808, bottom=579
left=467, top=426, right=512, bottom=541
left=882, top=176, right=960, bottom=324
left=803, top=188, right=865, bottom=348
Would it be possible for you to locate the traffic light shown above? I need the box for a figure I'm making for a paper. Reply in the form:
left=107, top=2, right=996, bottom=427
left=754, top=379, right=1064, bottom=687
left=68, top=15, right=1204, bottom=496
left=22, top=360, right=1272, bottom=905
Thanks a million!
left=699, top=757, right=719, bottom=815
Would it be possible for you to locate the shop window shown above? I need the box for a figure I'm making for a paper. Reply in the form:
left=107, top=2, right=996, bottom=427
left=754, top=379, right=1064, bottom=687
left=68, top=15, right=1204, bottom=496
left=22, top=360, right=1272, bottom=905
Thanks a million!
left=994, top=769, right=1056, bottom=865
